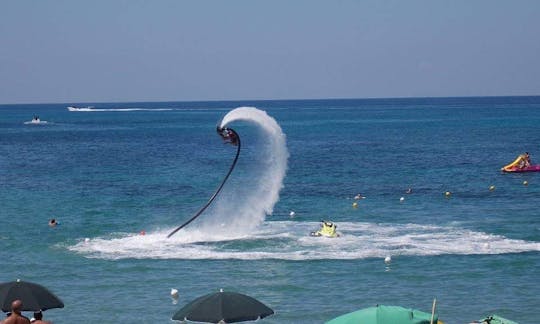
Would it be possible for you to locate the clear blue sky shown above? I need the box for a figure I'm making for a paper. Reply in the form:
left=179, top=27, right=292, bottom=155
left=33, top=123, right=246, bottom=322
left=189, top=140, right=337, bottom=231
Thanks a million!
left=1, top=0, right=539, bottom=104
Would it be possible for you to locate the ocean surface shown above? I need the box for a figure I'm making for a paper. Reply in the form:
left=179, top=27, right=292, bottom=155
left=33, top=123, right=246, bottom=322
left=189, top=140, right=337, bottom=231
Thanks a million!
left=1, top=97, right=539, bottom=323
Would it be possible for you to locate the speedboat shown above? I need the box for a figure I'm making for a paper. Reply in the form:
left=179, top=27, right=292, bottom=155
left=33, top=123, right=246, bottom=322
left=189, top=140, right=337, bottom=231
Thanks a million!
left=310, top=221, right=339, bottom=238
left=67, top=106, right=94, bottom=111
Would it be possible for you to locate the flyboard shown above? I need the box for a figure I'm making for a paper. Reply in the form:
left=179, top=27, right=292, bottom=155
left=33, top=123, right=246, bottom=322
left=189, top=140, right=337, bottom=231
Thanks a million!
left=167, top=126, right=241, bottom=238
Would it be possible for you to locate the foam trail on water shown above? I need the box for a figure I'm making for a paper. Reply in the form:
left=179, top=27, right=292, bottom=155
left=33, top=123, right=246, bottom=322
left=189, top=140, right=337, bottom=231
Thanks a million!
left=68, top=221, right=540, bottom=260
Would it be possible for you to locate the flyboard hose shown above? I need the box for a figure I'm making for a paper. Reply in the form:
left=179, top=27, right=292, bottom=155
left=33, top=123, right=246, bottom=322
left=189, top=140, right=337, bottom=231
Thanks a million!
left=167, top=127, right=241, bottom=238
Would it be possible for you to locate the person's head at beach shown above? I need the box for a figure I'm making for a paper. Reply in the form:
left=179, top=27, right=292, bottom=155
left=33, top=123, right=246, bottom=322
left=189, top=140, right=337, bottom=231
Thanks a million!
left=11, top=300, right=23, bottom=314
left=48, top=219, right=57, bottom=227
left=33, top=311, right=42, bottom=320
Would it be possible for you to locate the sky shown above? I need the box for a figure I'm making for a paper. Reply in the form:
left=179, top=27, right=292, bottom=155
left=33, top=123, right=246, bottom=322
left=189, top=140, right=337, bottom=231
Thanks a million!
left=1, top=0, right=539, bottom=104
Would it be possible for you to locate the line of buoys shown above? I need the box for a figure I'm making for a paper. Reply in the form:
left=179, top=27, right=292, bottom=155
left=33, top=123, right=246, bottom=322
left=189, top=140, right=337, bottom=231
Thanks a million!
left=348, top=180, right=531, bottom=215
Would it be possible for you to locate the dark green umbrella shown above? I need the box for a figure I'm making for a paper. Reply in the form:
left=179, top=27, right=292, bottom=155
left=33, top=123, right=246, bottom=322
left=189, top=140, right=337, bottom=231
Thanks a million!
left=0, top=280, right=64, bottom=312
left=326, top=305, right=438, bottom=324
left=172, top=289, right=274, bottom=323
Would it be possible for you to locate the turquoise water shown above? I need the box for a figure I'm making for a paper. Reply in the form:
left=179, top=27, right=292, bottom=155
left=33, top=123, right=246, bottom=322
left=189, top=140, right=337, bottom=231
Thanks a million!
left=1, top=97, right=539, bottom=323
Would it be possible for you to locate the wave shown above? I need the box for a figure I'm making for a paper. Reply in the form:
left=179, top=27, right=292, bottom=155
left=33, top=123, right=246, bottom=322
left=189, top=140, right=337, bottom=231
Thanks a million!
left=68, top=221, right=540, bottom=260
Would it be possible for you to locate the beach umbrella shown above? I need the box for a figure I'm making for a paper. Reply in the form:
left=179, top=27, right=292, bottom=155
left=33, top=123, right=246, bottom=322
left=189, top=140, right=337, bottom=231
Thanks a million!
left=0, top=280, right=64, bottom=312
left=172, top=289, right=274, bottom=323
left=326, top=305, right=438, bottom=324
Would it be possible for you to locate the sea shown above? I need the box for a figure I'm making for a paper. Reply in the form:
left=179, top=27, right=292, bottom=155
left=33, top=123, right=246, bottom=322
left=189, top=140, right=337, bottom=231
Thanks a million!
left=1, top=96, right=539, bottom=323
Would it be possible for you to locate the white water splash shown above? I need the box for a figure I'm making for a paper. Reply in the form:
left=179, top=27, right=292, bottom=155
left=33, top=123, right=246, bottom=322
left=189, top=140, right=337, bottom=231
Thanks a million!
left=69, top=221, right=540, bottom=260
left=196, top=107, right=289, bottom=233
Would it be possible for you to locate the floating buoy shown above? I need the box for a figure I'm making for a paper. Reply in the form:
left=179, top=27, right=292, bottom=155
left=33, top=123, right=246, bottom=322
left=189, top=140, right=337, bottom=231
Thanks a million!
left=289, top=211, right=295, bottom=218
left=523, top=180, right=528, bottom=186
left=384, top=256, right=392, bottom=264
left=445, top=191, right=451, bottom=198
left=140, top=230, right=146, bottom=236
left=352, top=202, right=358, bottom=208
left=170, top=288, right=179, bottom=299
left=399, top=197, right=405, bottom=202
left=489, top=185, right=495, bottom=191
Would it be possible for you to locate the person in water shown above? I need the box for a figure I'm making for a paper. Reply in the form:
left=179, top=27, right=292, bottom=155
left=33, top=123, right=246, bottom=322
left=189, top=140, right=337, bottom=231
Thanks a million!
left=48, top=219, right=57, bottom=227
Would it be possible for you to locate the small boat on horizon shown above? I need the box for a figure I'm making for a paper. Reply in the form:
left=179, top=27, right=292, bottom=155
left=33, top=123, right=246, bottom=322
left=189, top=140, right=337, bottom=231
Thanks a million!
left=24, top=116, right=48, bottom=125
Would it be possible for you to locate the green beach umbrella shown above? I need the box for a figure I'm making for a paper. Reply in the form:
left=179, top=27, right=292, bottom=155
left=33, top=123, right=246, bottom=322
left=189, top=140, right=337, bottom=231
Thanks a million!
left=326, top=305, right=438, bottom=324
left=172, top=289, right=274, bottom=323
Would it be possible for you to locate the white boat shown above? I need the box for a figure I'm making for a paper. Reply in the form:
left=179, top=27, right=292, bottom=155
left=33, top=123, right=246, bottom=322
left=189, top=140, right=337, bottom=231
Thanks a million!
left=24, top=116, right=48, bottom=125
left=67, top=106, right=94, bottom=111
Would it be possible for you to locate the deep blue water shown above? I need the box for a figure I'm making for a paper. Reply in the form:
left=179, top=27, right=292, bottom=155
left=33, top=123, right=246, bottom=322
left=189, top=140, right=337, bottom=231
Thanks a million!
left=1, top=97, right=539, bottom=323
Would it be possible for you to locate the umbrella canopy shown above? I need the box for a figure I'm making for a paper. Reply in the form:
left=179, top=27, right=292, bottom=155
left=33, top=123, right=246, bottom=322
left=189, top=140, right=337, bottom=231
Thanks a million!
left=172, top=289, right=274, bottom=323
left=0, top=280, right=64, bottom=312
left=326, top=305, right=438, bottom=324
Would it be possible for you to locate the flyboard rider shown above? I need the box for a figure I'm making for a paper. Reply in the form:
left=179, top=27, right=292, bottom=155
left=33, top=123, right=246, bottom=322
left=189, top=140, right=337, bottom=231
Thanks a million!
left=217, top=126, right=239, bottom=146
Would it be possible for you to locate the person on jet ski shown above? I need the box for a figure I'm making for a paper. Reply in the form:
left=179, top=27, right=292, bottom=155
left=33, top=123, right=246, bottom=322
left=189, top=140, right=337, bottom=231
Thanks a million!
left=312, top=220, right=338, bottom=238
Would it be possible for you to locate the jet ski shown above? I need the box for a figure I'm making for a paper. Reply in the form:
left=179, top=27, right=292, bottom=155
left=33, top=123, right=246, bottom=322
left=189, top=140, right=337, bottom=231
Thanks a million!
left=310, top=221, right=339, bottom=238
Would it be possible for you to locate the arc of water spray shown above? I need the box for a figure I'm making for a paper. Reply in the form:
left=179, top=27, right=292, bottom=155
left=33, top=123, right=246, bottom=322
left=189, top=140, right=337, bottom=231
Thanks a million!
left=167, top=127, right=241, bottom=238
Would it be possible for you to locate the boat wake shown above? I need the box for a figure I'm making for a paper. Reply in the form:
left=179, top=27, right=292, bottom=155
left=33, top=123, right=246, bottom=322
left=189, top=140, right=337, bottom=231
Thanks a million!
left=68, top=221, right=540, bottom=260
left=68, top=106, right=173, bottom=112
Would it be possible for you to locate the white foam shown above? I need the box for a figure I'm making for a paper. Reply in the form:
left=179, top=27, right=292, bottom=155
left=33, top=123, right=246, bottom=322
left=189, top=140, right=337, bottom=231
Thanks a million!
left=69, top=108, right=174, bottom=112
left=194, top=107, right=289, bottom=233
left=68, top=221, right=540, bottom=260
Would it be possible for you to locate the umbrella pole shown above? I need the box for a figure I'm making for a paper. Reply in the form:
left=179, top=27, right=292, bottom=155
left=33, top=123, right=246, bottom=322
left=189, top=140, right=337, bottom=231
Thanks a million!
left=430, top=298, right=437, bottom=324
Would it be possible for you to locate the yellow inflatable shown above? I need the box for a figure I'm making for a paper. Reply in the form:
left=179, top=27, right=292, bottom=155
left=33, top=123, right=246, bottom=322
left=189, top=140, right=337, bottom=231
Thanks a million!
left=502, top=155, right=524, bottom=171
